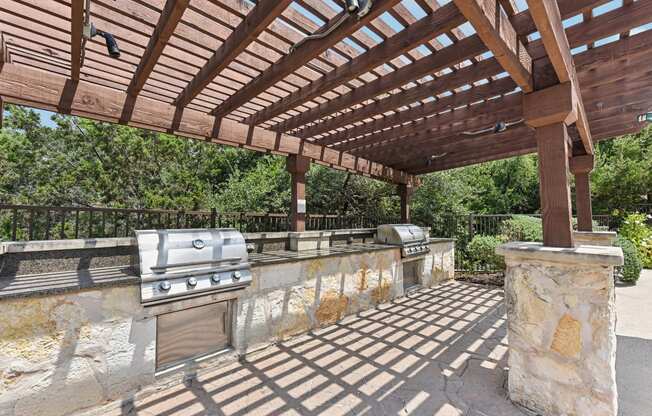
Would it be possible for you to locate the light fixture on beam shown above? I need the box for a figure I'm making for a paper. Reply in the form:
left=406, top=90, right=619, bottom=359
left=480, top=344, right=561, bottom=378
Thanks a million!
left=83, top=23, right=120, bottom=58
left=462, top=118, right=524, bottom=136
left=637, top=113, right=652, bottom=123
left=290, top=0, right=374, bottom=52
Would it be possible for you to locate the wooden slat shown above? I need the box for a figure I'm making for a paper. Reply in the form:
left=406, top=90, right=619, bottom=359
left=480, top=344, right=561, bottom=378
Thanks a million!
left=0, top=62, right=414, bottom=184
left=70, top=0, right=83, bottom=81
left=175, top=0, right=293, bottom=110
left=244, top=3, right=465, bottom=126
left=320, top=76, right=517, bottom=148
left=298, top=58, right=503, bottom=139
left=453, top=0, right=533, bottom=92
left=209, top=0, right=402, bottom=119
left=341, top=91, right=523, bottom=154
left=120, top=0, right=190, bottom=123
left=276, top=35, right=487, bottom=133
left=526, top=0, right=593, bottom=155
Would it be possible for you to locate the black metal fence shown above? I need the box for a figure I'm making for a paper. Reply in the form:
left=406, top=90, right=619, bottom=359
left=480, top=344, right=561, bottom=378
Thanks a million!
left=429, top=213, right=612, bottom=273
left=0, top=204, right=398, bottom=241
left=0, top=204, right=615, bottom=276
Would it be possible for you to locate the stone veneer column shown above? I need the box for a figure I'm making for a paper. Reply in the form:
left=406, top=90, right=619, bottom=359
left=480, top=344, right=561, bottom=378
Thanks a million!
left=496, top=242, right=623, bottom=416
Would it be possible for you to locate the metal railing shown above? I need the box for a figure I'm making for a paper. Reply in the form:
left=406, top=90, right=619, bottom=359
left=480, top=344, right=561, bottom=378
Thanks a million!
left=0, top=204, right=398, bottom=241
left=428, top=213, right=613, bottom=273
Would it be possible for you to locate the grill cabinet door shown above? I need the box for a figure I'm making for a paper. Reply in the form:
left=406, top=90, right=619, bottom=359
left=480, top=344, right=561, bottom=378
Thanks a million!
left=156, top=301, right=229, bottom=368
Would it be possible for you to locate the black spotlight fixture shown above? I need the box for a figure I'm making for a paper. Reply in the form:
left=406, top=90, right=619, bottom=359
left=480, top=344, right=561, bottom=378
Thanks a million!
left=84, top=23, right=120, bottom=58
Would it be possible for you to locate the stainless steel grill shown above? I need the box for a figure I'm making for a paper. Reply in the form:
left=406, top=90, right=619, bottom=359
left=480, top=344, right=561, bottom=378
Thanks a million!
left=375, top=224, right=430, bottom=257
left=135, top=228, right=252, bottom=305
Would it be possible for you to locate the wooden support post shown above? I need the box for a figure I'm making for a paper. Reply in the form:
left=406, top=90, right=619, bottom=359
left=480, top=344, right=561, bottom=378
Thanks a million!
left=570, top=154, right=594, bottom=232
left=398, top=184, right=414, bottom=223
left=536, top=123, right=574, bottom=247
left=0, top=96, right=3, bottom=130
left=525, top=83, right=575, bottom=247
left=287, top=155, right=311, bottom=232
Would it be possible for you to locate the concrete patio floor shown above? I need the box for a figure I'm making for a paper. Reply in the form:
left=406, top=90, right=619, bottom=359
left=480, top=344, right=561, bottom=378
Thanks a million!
left=94, top=281, right=527, bottom=416
left=89, top=273, right=652, bottom=416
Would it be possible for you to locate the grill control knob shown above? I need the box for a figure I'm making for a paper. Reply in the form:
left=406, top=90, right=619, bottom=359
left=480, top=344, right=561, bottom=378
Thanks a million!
left=232, top=271, right=242, bottom=280
left=211, top=274, right=221, bottom=284
left=187, top=277, right=198, bottom=287
left=159, top=281, right=171, bottom=291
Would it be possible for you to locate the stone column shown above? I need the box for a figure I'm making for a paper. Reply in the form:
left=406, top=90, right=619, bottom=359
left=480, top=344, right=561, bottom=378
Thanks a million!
left=574, top=231, right=617, bottom=247
left=497, top=242, right=623, bottom=416
left=287, top=154, right=310, bottom=232
left=570, top=154, right=595, bottom=232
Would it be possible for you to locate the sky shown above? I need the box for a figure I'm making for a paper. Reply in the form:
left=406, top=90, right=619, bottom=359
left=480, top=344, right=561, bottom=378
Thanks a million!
left=6, top=0, right=649, bottom=129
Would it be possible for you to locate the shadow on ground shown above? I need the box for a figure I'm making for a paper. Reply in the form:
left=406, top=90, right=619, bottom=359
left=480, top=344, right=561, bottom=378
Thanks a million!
left=103, top=281, right=529, bottom=416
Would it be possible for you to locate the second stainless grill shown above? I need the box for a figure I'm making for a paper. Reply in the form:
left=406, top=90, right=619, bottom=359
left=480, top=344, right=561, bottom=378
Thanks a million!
left=135, top=228, right=252, bottom=305
left=375, top=224, right=430, bottom=257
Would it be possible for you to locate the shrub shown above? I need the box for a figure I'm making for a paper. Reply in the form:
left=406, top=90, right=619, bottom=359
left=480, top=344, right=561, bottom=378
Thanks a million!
left=615, top=235, right=643, bottom=284
left=619, top=213, right=652, bottom=268
left=500, top=215, right=543, bottom=242
left=467, top=235, right=507, bottom=272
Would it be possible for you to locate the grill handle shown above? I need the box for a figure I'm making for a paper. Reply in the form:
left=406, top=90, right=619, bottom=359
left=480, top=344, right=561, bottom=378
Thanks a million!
left=141, top=262, right=250, bottom=283
left=150, top=257, right=242, bottom=273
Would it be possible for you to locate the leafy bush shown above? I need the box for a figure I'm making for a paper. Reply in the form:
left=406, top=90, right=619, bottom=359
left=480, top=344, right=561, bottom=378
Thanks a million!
left=619, top=213, right=652, bottom=268
left=466, top=235, right=507, bottom=272
left=500, top=215, right=543, bottom=242
left=615, top=235, right=643, bottom=283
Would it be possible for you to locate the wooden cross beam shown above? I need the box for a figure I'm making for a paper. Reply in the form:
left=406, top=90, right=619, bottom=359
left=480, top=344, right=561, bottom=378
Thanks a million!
left=276, top=35, right=487, bottom=133
left=331, top=77, right=518, bottom=150
left=120, top=0, right=190, bottom=123
left=174, top=0, right=293, bottom=111
left=70, top=0, right=83, bottom=82
left=301, top=58, right=505, bottom=140
left=453, top=0, right=533, bottom=92
left=209, top=0, right=403, bottom=120
left=0, top=62, right=414, bottom=185
left=244, top=2, right=466, bottom=126
left=527, top=0, right=593, bottom=154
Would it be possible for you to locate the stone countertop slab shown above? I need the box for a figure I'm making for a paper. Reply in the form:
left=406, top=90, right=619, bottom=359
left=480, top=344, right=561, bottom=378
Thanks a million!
left=0, top=265, right=139, bottom=300
left=0, top=242, right=399, bottom=300
left=497, top=241, right=624, bottom=265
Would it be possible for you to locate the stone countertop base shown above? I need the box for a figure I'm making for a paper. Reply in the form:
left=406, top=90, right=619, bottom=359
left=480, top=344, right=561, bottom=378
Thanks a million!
left=0, top=243, right=397, bottom=300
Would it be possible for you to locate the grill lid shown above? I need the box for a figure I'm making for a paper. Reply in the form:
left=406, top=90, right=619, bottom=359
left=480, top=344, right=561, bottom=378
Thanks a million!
left=136, top=228, right=248, bottom=278
left=375, top=224, right=427, bottom=246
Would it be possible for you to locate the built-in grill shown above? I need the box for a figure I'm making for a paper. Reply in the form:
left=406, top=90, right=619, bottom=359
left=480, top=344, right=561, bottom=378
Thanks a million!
left=135, top=228, right=252, bottom=305
left=375, top=224, right=430, bottom=258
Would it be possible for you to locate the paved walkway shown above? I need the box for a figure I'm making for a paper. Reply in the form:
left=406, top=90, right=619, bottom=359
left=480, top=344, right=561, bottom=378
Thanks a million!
left=616, top=269, right=652, bottom=416
left=94, top=272, right=652, bottom=416
left=101, top=281, right=527, bottom=416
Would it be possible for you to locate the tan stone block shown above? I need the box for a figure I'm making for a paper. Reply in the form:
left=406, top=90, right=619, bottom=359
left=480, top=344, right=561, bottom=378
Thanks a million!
left=551, top=314, right=582, bottom=358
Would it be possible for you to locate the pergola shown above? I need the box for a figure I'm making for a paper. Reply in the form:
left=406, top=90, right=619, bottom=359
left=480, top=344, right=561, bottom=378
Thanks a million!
left=1, top=0, right=651, bottom=246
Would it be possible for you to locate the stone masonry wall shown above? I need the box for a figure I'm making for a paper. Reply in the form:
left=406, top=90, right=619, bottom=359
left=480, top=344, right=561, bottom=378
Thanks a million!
left=500, top=243, right=622, bottom=416
left=0, top=241, right=455, bottom=415
left=0, top=286, right=156, bottom=416
left=234, top=241, right=455, bottom=353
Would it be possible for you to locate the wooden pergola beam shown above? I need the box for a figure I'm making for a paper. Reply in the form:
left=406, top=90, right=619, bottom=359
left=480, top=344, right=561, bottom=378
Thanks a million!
left=341, top=90, right=523, bottom=154
left=174, top=0, right=293, bottom=110
left=69, top=0, right=83, bottom=82
left=244, top=2, right=465, bottom=126
left=209, top=0, right=402, bottom=120
left=0, top=62, right=414, bottom=184
left=120, top=0, right=190, bottom=123
left=318, top=76, right=517, bottom=147
left=300, top=58, right=504, bottom=139
left=527, top=0, right=594, bottom=154
left=453, top=0, right=533, bottom=92
left=276, top=35, right=487, bottom=133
